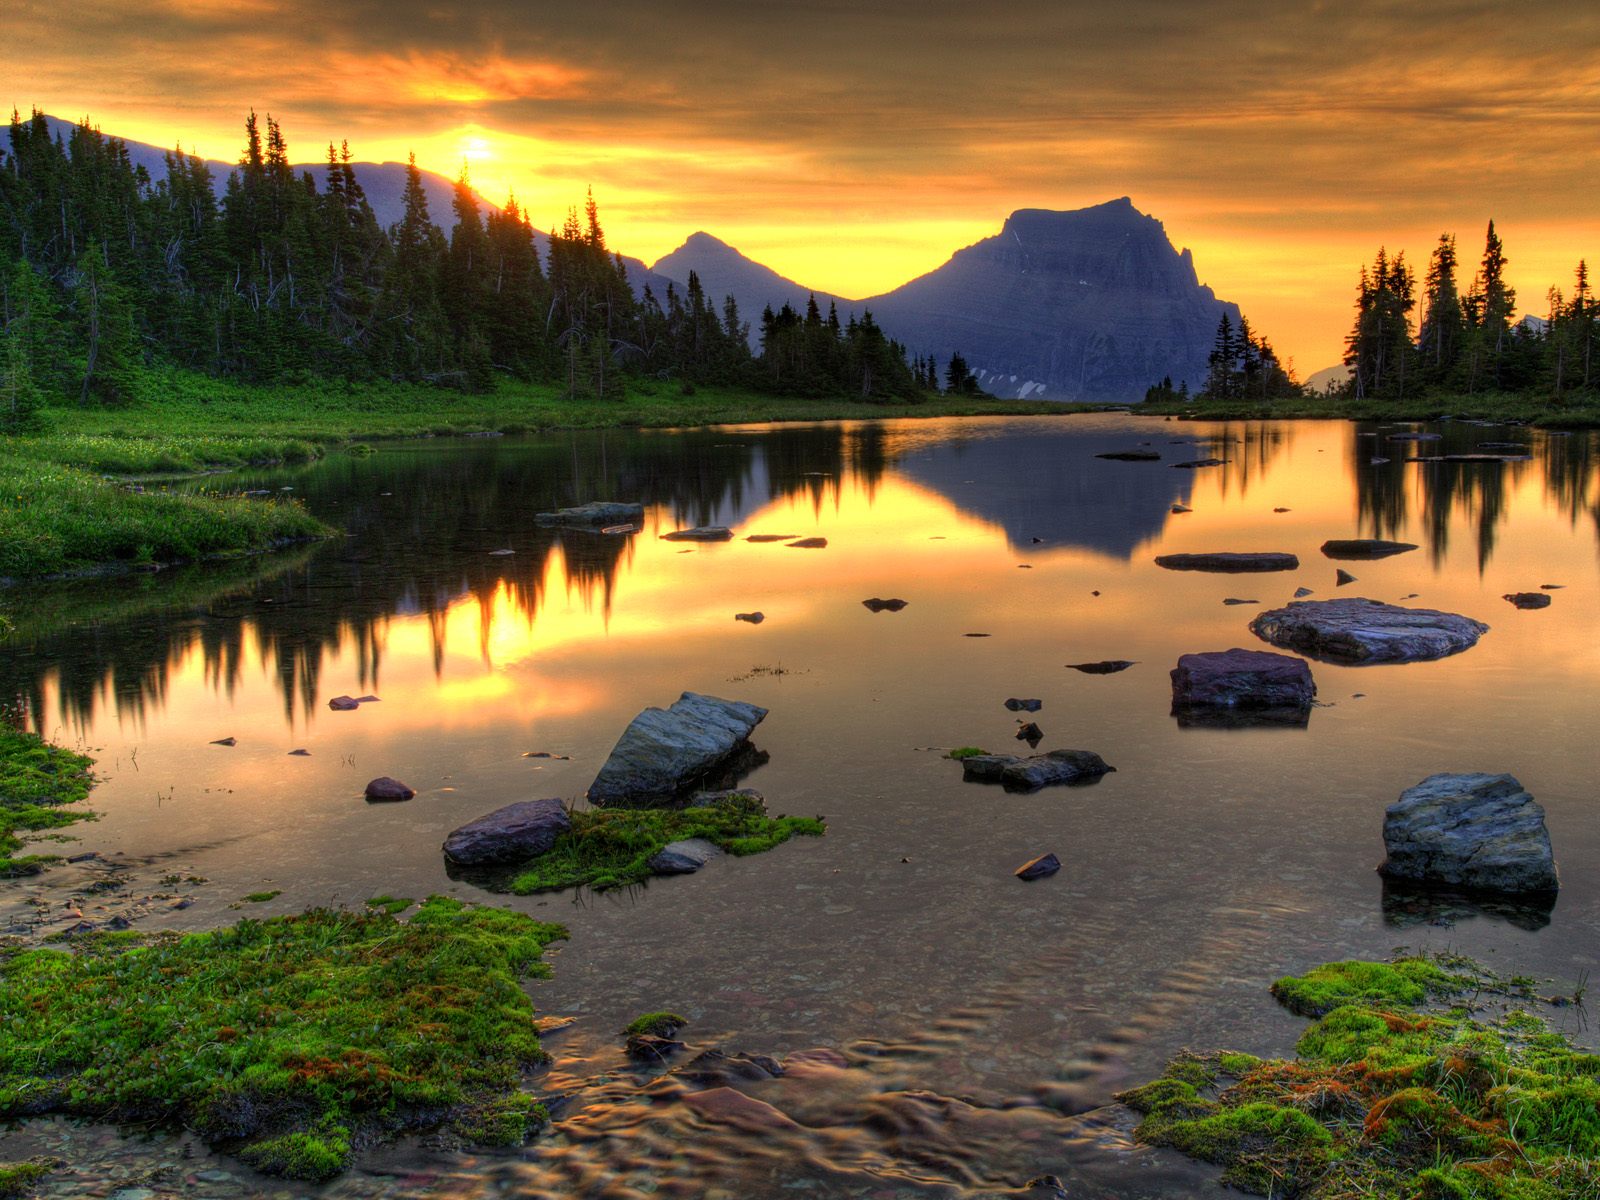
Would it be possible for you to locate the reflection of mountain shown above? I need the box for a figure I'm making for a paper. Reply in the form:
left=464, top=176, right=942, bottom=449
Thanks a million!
left=3, top=425, right=894, bottom=731
left=1353, top=426, right=1600, bottom=572
left=891, top=424, right=1288, bottom=558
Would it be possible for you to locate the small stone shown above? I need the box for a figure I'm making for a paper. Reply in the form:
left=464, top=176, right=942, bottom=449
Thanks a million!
left=648, top=838, right=723, bottom=875
left=1015, top=722, right=1043, bottom=742
left=1503, top=592, right=1551, bottom=610
left=66, top=852, right=99, bottom=863
left=1222, top=598, right=1258, bottom=605
left=1294, top=587, right=1313, bottom=598
left=288, top=749, right=311, bottom=756
left=106, top=915, right=132, bottom=930
left=1155, top=552, right=1298, bottom=573
left=734, top=611, right=765, bottom=624
left=1096, top=450, right=1161, bottom=461
left=1015, top=853, right=1061, bottom=881
left=746, top=533, right=799, bottom=542
left=1321, top=539, right=1418, bottom=559
left=1065, top=660, right=1135, bottom=674
left=787, top=537, right=828, bottom=548
left=328, top=695, right=361, bottom=711
left=1170, top=503, right=1192, bottom=513
left=364, top=776, right=416, bottom=802
left=861, top=597, right=909, bottom=612
left=1273, top=507, right=1291, bottom=513
left=662, top=526, right=734, bottom=541
left=209, top=737, right=236, bottom=746
left=1335, top=569, right=1357, bottom=586
left=1004, top=698, right=1043, bottom=712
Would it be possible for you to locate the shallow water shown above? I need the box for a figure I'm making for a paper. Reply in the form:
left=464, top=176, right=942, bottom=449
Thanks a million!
left=3, top=414, right=1598, bottom=1197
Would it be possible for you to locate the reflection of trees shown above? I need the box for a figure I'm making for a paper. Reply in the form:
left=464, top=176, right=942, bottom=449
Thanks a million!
left=1195, top=421, right=1293, bottom=502
left=1355, top=426, right=1600, bottom=572
left=5, top=425, right=893, bottom=732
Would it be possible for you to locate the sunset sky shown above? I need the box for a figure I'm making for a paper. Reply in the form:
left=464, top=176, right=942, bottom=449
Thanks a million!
left=10, top=0, right=1600, bottom=373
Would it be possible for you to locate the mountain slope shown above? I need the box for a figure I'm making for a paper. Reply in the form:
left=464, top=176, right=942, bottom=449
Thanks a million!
left=653, top=232, right=850, bottom=322
left=864, top=199, right=1238, bottom=402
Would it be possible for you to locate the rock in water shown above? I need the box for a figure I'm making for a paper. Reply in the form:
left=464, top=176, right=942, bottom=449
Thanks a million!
left=1503, top=592, right=1551, bottom=610
left=1154, top=552, right=1299, bottom=573
left=1380, top=773, right=1557, bottom=894
left=734, top=611, right=765, bottom=623
left=365, top=776, right=416, bottom=802
left=1321, top=539, right=1419, bottom=559
left=1096, top=451, right=1161, bottom=461
left=861, top=597, right=909, bottom=612
left=648, top=838, right=724, bottom=875
left=328, top=695, right=361, bottom=711
left=535, top=501, right=645, bottom=528
left=1170, top=649, right=1315, bottom=711
left=1250, top=598, right=1488, bottom=664
left=1005, top=698, right=1043, bottom=712
left=788, top=537, right=828, bottom=549
left=662, top=526, right=734, bottom=541
left=1170, top=503, right=1193, bottom=514
left=443, top=798, right=572, bottom=866
left=1016, top=853, right=1061, bottom=881
left=1015, top=721, right=1043, bottom=743
left=1335, top=569, right=1357, bottom=586
left=589, top=692, right=769, bottom=806
left=1065, top=660, right=1135, bottom=674
left=961, top=749, right=1115, bottom=791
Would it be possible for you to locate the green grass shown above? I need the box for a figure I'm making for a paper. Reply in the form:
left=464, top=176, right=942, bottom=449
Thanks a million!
left=947, top=746, right=989, bottom=759
left=365, top=895, right=413, bottom=916
left=0, top=897, right=567, bottom=1180
left=1142, top=389, right=1600, bottom=428
left=1118, top=956, right=1600, bottom=1198
left=0, top=724, right=96, bottom=877
left=240, top=890, right=282, bottom=903
left=507, top=793, right=825, bottom=894
left=0, top=459, right=330, bottom=582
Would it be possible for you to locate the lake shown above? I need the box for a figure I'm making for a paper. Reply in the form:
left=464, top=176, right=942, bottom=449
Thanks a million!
left=3, top=414, right=1597, bottom=1198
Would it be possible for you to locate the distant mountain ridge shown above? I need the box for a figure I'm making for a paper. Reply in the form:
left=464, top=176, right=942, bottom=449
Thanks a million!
left=33, top=115, right=678, bottom=298
left=651, top=198, right=1240, bottom=402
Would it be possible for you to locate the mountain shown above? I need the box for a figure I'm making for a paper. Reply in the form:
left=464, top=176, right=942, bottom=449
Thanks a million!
left=653, top=199, right=1240, bottom=402
left=653, top=233, right=851, bottom=338
left=34, top=115, right=677, bottom=297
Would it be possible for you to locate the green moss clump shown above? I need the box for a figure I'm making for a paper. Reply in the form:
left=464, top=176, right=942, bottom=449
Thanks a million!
left=0, top=897, right=566, bottom=1179
left=0, top=1158, right=57, bottom=1200
left=240, top=890, right=281, bottom=903
left=0, top=724, right=96, bottom=877
left=1120, top=957, right=1600, bottom=1198
left=365, top=894, right=413, bottom=915
left=1270, top=957, right=1466, bottom=1017
left=508, top=793, right=824, bottom=894
left=624, top=1012, right=687, bottom=1038
left=947, top=747, right=988, bottom=759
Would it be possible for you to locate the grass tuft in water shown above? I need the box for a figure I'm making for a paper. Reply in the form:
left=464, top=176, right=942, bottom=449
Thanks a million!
left=0, top=897, right=566, bottom=1180
left=0, top=724, right=96, bottom=877
left=508, top=793, right=824, bottom=894
left=946, top=746, right=989, bottom=759
left=1118, top=956, right=1600, bottom=1198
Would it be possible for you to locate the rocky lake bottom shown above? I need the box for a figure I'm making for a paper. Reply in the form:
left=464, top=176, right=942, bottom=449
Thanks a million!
left=2, top=414, right=1597, bottom=1197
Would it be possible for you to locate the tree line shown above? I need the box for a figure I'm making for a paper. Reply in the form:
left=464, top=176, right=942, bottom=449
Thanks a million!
left=1142, top=310, right=1301, bottom=404
left=1345, top=222, right=1594, bottom=401
left=0, top=110, right=963, bottom=428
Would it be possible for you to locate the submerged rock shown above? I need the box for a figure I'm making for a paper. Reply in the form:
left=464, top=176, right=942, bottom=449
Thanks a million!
left=862, top=597, right=909, bottom=612
left=534, top=501, right=645, bottom=528
left=648, top=838, right=723, bottom=875
left=443, top=797, right=572, bottom=866
left=1065, top=660, right=1135, bottom=674
left=961, top=748, right=1115, bottom=791
left=788, top=537, right=828, bottom=548
left=1380, top=773, right=1558, bottom=894
left=662, top=526, right=734, bottom=542
left=364, top=776, right=416, bottom=802
left=1250, top=598, right=1488, bottom=663
left=1503, top=592, right=1551, bottom=610
left=1321, top=539, right=1419, bottom=560
left=683, top=1087, right=800, bottom=1132
left=1015, top=853, right=1061, bottom=881
left=589, top=692, right=768, bottom=806
left=1170, top=648, right=1316, bottom=711
left=675, top=1048, right=784, bottom=1084
left=1155, top=552, right=1298, bottom=573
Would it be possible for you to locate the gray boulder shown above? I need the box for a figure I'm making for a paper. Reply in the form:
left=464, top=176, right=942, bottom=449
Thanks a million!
left=1016, top=853, right=1062, bottom=881
left=961, top=749, right=1115, bottom=791
left=662, top=526, right=734, bottom=541
left=1380, top=773, right=1558, bottom=894
left=1154, top=552, right=1298, bottom=573
left=1321, top=539, right=1418, bottom=559
left=648, top=838, right=724, bottom=875
left=364, top=776, right=415, bottom=802
left=1171, top=648, right=1315, bottom=710
left=535, top=501, right=645, bottom=528
left=1250, top=598, right=1488, bottom=663
left=443, top=798, right=572, bottom=866
left=590, top=692, right=768, bottom=806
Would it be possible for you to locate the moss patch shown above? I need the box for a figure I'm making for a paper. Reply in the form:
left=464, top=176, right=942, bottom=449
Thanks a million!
left=507, top=793, right=824, bottom=894
left=0, top=1158, right=56, bottom=1200
left=0, top=897, right=565, bottom=1180
left=624, top=1012, right=687, bottom=1038
left=947, top=746, right=988, bottom=760
left=1118, top=957, right=1600, bottom=1198
left=0, top=724, right=96, bottom=877
left=240, top=890, right=281, bottom=904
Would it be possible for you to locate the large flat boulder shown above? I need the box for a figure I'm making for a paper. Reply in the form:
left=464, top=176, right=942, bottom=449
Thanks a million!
left=1154, top=552, right=1299, bottom=573
left=443, top=798, right=572, bottom=866
left=960, top=749, right=1114, bottom=791
left=534, top=501, right=645, bottom=528
left=1380, top=773, right=1558, bottom=894
left=1250, top=598, right=1487, bottom=663
left=589, top=692, right=768, bottom=806
left=1171, top=648, right=1315, bottom=710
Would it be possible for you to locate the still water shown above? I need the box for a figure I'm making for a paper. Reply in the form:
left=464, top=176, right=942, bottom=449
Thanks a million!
left=3, top=415, right=1599, bottom=1197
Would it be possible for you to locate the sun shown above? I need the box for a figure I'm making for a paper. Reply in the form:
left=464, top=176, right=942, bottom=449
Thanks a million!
left=461, top=136, right=493, bottom=163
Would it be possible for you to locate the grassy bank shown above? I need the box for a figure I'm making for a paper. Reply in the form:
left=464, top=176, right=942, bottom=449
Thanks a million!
left=1119, top=957, right=1597, bottom=1198
left=508, top=793, right=824, bottom=893
left=1142, top=391, right=1600, bottom=427
left=0, top=897, right=567, bottom=1181
left=0, top=724, right=96, bottom=877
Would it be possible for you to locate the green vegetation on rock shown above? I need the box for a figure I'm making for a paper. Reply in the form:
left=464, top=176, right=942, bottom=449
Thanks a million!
left=624, top=1012, right=688, bottom=1038
left=508, top=793, right=824, bottom=894
left=1119, top=956, right=1600, bottom=1198
left=0, top=1158, right=55, bottom=1200
left=0, top=723, right=96, bottom=876
left=947, top=746, right=989, bottom=760
left=0, top=897, right=566, bottom=1180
